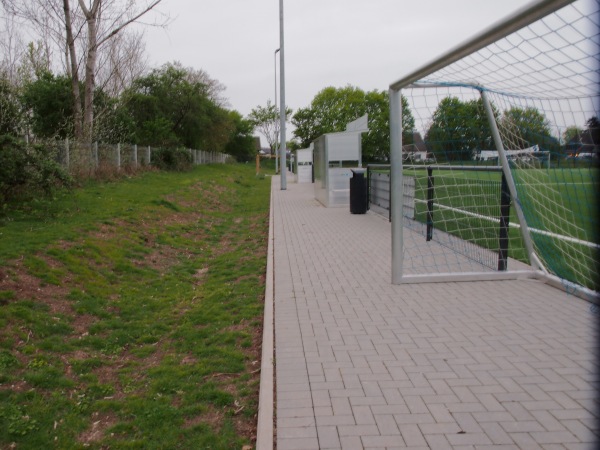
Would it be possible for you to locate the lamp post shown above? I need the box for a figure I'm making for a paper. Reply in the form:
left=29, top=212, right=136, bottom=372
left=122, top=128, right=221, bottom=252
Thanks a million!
left=274, top=48, right=280, bottom=174
left=279, top=0, right=287, bottom=190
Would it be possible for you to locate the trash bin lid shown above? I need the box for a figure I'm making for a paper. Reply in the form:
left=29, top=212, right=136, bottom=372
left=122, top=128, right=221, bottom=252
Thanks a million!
left=351, top=168, right=366, bottom=175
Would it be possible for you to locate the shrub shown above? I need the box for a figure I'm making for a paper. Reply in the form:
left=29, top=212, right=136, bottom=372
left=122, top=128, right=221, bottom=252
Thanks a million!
left=150, top=147, right=193, bottom=171
left=0, top=135, right=72, bottom=204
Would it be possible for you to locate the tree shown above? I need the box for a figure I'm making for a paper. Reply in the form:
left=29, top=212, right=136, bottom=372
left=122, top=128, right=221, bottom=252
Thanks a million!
left=362, top=89, right=416, bottom=162
left=585, top=116, right=599, bottom=150
left=2, top=0, right=168, bottom=142
left=225, top=111, right=257, bottom=162
left=247, top=100, right=292, bottom=154
left=0, top=10, right=25, bottom=85
left=21, top=71, right=74, bottom=139
left=425, top=97, right=494, bottom=162
left=562, top=117, right=599, bottom=156
left=125, top=62, right=232, bottom=151
left=95, top=29, right=148, bottom=98
left=292, top=86, right=366, bottom=147
left=0, top=72, right=22, bottom=135
left=75, top=0, right=167, bottom=142
left=500, top=106, right=553, bottom=150
left=563, top=125, right=584, bottom=145
left=291, top=86, right=414, bottom=162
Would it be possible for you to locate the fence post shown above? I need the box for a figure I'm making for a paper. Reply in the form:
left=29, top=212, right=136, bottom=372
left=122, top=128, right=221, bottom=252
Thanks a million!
left=93, top=142, right=99, bottom=168
left=116, top=143, right=121, bottom=169
left=366, top=165, right=371, bottom=211
left=147, top=146, right=151, bottom=165
left=133, top=144, right=138, bottom=167
left=65, top=138, right=70, bottom=169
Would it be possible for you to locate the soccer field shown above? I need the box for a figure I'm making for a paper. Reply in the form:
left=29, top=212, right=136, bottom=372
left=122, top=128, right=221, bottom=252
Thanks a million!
left=397, top=166, right=599, bottom=291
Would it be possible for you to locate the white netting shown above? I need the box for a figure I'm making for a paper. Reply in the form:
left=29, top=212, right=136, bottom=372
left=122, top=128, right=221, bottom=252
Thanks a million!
left=396, top=0, right=599, bottom=293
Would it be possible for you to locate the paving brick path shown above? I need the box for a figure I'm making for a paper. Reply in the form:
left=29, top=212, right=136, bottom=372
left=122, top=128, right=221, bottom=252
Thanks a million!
left=272, top=178, right=598, bottom=450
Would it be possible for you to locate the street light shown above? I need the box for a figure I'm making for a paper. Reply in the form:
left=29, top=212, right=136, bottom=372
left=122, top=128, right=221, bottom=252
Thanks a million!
left=274, top=48, right=280, bottom=174
left=279, top=0, right=287, bottom=190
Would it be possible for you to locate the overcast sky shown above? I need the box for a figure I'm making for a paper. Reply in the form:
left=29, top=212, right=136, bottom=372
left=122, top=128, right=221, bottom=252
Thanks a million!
left=144, top=0, right=533, bottom=142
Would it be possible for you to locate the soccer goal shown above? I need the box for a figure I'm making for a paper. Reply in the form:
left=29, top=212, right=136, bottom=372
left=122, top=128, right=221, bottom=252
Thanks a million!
left=389, top=0, right=599, bottom=301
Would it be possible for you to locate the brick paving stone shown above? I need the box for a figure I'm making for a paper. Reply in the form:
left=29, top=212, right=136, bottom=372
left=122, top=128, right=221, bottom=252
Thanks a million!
left=278, top=437, right=319, bottom=450
left=352, top=405, right=376, bottom=425
left=360, top=435, right=406, bottom=447
left=277, top=426, right=318, bottom=439
left=399, top=423, right=428, bottom=447
left=446, top=432, right=493, bottom=446
left=479, top=421, right=515, bottom=445
left=272, top=180, right=598, bottom=450
left=424, top=433, right=453, bottom=449
left=338, top=436, right=363, bottom=450
left=317, top=426, right=341, bottom=449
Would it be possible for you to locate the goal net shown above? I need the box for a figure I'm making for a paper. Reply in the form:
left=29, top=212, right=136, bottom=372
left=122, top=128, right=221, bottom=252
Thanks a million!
left=389, top=0, right=599, bottom=299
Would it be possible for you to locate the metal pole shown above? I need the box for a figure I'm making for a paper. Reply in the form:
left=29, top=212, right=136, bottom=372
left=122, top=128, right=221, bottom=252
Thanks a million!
left=274, top=48, right=280, bottom=174
left=279, top=0, right=287, bottom=190
left=480, top=89, right=541, bottom=270
left=390, top=88, right=403, bottom=284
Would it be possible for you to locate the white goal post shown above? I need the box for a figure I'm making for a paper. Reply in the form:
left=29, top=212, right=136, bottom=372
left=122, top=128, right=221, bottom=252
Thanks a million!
left=389, top=0, right=599, bottom=302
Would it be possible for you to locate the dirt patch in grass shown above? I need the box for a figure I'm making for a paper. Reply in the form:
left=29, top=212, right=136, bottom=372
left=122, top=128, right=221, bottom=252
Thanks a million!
left=0, top=260, right=71, bottom=315
left=78, top=411, right=119, bottom=445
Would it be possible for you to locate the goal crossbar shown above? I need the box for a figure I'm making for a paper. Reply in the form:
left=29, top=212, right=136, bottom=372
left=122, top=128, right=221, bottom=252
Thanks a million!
left=390, top=0, right=576, bottom=91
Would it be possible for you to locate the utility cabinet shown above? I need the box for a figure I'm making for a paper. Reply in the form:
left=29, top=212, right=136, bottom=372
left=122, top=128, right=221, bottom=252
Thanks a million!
left=294, top=146, right=313, bottom=183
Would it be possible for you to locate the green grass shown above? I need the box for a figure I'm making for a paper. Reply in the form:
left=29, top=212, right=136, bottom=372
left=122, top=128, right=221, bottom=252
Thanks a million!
left=396, top=166, right=599, bottom=290
left=0, top=164, right=271, bottom=448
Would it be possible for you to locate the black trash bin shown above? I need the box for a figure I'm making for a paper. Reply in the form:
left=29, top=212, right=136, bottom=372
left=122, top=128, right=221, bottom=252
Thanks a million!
left=350, top=168, right=368, bottom=214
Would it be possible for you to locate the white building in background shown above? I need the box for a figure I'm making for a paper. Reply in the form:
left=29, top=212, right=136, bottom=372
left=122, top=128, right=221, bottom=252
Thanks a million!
left=476, top=145, right=542, bottom=161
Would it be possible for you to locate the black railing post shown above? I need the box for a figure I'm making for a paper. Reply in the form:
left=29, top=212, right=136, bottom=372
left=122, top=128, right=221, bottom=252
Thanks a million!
left=367, top=165, right=371, bottom=211
left=498, top=173, right=511, bottom=270
left=426, top=166, right=434, bottom=241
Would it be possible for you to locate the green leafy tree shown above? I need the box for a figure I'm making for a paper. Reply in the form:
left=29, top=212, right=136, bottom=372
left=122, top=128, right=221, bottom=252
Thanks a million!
left=500, top=106, right=553, bottom=150
left=425, top=97, right=494, bottom=162
left=292, top=86, right=365, bottom=147
left=563, top=126, right=583, bottom=145
left=91, top=87, right=135, bottom=143
left=0, top=134, right=71, bottom=203
left=20, top=71, right=74, bottom=139
left=225, top=111, right=257, bottom=162
left=125, top=63, right=232, bottom=150
left=362, top=89, right=410, bottom=162
left=291, top=86, right=414, bottom=162
left=562, top=117, right=599, bottom=156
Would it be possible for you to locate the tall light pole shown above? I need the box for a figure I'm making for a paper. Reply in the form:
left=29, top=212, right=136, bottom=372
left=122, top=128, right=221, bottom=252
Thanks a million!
left=274, top=48, right=280, bottom=174
left=279, top=0, right=287, bottom=190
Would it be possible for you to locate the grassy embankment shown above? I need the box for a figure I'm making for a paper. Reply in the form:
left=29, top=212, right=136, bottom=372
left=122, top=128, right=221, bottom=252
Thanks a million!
left=0, top=164, right=271, bottom=449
